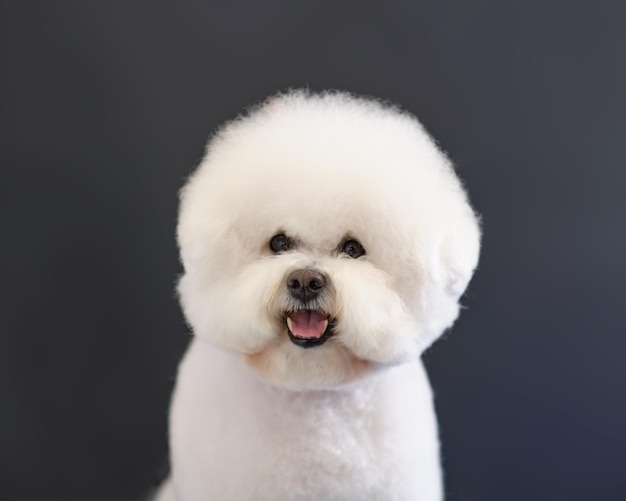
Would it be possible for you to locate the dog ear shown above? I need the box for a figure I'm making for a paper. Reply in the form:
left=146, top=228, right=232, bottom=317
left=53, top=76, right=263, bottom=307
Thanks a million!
left=412, top=218, right=480, bottom=352
left=439, top=215, right=482, bottom=300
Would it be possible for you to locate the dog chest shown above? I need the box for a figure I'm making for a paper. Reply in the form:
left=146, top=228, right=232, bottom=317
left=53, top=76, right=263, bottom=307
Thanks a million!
left=168, top=340, right=442, bottom=500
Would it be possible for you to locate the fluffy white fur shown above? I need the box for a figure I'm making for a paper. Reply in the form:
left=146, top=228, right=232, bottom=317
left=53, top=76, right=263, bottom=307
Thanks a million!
left=154, top=90, right=481, bottom=501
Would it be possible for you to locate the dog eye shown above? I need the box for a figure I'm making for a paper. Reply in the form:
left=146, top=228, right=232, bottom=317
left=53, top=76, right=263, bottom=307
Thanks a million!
left=269, top=234, right=293, bottom=253
left=342, top=239, right=365, bottom=258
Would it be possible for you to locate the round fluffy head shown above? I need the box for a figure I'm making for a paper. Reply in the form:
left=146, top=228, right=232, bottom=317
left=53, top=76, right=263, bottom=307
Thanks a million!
left=177, top=90, right=481, bottom=389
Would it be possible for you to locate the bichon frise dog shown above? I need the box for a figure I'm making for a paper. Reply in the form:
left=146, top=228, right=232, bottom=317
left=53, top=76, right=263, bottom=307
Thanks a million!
left=154, top=90, right=481, bottom=501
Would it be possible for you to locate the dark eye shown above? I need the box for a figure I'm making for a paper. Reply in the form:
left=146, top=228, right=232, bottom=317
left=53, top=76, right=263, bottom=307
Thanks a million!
left=269, top=234, right=293, bottom=253
left=342, top=239, right=365, bottom=258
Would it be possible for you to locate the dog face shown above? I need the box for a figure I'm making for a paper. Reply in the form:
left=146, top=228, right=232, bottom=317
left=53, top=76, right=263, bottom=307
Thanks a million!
left=177, top=91, right=480, bottom=389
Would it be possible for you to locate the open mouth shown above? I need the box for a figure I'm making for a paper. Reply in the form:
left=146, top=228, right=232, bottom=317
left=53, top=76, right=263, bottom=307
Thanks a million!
left=285, top=309, right=334, bottom=348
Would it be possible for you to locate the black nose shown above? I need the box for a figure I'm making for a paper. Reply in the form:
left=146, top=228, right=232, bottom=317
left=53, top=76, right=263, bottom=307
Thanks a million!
left=286, top=269, right=326, bottom=302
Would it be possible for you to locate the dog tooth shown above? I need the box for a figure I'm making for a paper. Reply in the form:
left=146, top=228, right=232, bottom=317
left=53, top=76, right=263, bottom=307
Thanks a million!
left=286, top=316, right=293, bottom=332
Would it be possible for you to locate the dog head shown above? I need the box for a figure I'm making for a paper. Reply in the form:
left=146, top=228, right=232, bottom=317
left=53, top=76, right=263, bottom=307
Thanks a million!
left=177, top=91, right=481, bottom=389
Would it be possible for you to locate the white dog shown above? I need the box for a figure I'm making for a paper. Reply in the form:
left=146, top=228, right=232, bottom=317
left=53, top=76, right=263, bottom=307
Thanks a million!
left=154, top=90, right=481, bottom=501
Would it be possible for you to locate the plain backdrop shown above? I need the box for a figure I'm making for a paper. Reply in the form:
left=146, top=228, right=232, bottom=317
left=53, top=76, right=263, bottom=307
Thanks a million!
left=2, top=2, right=625, bottom=500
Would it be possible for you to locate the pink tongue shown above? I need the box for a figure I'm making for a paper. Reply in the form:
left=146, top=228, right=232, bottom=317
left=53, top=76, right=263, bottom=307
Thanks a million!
left=290, top=310, right=327, bottom=339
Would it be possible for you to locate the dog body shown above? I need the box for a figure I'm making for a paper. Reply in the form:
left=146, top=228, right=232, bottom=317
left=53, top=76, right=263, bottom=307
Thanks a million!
left=155, top=91, right=480, bottom=501
left=160, top=341, right=441, bottom=500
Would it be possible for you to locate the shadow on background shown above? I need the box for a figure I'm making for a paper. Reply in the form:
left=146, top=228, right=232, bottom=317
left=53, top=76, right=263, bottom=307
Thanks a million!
left=2, top=2, right=625, bottom=500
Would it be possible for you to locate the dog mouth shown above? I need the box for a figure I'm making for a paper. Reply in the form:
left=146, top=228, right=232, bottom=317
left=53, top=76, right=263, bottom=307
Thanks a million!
left=285, top=310, right=334, bottom=348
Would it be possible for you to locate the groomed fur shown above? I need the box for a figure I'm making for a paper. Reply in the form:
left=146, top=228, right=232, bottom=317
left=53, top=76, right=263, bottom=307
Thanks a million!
left=156, top=90, right=481, bottom=501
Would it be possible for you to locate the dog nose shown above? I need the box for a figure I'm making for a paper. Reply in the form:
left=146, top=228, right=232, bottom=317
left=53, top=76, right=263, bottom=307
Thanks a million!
left=287, top=269, right=326, bottom=302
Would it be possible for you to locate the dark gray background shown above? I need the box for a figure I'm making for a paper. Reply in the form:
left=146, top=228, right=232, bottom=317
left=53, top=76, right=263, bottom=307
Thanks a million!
left=2, top=1, right=625, bottom=500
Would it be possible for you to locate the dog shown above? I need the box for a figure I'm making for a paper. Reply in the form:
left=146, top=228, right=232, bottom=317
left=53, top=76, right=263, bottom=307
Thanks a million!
left=154, top=90, right=481, bottom=501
